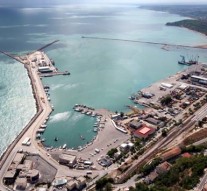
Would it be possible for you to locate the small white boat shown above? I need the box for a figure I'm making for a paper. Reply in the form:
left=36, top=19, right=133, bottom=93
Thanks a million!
left=86, top=111, right=91, bottom=115
left=41, top=124, right=47, bottom=128
left=37, top=128, right=45, bottom=133
left=62, top=144, right=67, bottom=149
left=41, top=138, right=45, bottom=142
left=75, top=108, right=81, bottom=112
left=93, top=128, right=98, bottom=132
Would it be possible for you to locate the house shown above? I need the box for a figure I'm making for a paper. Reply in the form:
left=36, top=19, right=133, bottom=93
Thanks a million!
left=182, top=152, right=192, bottom=158
left=156, top=161, right=172, bottom=174
left=144, top=171, right=158, bottom=184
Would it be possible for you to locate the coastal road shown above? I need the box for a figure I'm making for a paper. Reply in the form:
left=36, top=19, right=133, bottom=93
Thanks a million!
left=0, top=52, right=83, bottom=191
left=0, top=51, right=120, bottom=191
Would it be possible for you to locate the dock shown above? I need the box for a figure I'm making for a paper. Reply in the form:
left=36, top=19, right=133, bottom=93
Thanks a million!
left=39, top=71, right=70, bottom=77
left=82, top=36, right=207, bottom=50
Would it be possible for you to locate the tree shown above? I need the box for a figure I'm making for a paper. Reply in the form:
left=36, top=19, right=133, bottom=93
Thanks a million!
left=134, top=138, right=141, bottom=147
left=107, top=148, right=118, bottom=158
left=162, top=129, right=167, bottom=137
left=105, top=183, right=113, bottom=191
left=135, top=183, right=149, bottom=191
left=198, top=120, right=203, bottom=127
left=120, top=112, right=124, bottom=118
left=96, top=178, right=114, bottom=190
left=160, top=95, right=172, bottom=106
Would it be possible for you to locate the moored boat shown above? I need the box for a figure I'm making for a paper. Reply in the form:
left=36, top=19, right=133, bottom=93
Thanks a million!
left=178, top=55, right=198, bottom=65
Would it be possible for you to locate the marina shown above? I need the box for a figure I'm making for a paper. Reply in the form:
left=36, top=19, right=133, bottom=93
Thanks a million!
left=73, top=104, right=109, bottom=136
left=1, top=4, right=207, bottom=191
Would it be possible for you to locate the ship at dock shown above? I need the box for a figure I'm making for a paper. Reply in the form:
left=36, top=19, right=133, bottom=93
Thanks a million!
left=178, top=55, right=198, bottom=66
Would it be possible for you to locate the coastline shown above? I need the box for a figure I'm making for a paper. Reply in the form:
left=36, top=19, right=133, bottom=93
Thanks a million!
left=139, top=6, right=207, bottom=42
left=0, top=63, right=43, bottom=168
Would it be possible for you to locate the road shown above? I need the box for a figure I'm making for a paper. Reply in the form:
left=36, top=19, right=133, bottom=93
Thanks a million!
left=115, top=112, right=199, bottom=184
left=0, top=52, right=83, bottom=190
left=197, top=172, right=207, bottom=191
left=0, top=52, right=124, bottom=190
left=1, top=51, right=207, bottom=191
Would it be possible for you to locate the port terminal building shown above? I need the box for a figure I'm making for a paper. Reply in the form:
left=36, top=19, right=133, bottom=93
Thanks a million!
left=191, top=75, right=207, bottom=85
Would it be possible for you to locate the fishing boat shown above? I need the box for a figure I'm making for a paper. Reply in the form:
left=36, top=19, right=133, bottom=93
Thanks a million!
left=91, top=113, right=96, bottom=117
left=93, top=128, right=98, bottom=132
left=40, top=124, right=47, bottom=128
left=41, top=138, right=45, bottom=142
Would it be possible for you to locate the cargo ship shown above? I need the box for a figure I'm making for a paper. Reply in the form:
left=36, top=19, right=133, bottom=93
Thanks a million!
left=178, top=55, right=198, bottom=65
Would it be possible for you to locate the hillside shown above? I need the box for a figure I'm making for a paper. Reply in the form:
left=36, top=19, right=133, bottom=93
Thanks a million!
left=141, top=5, right=207, bottom=35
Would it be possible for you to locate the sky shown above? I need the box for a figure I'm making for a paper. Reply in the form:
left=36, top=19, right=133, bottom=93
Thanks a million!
left=0, top=0, right=206, bottom=7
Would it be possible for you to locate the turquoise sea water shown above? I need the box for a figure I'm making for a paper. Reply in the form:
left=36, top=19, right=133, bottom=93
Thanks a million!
left=1, top=4, right=207, bottom=152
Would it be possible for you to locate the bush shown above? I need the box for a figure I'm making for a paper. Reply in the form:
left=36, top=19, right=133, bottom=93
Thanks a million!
left=107, top=148, right=118, bottom=158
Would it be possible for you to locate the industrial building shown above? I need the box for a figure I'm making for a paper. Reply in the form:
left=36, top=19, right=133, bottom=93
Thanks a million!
left=129, top=120, right=143, bottom=130
left=133, top=125, right=156, bottom=139
left=191, top=75, right=207, bottom=85
left=3, top=152, right=40, bottom=190
left=59, top=154, right=77, bottom=167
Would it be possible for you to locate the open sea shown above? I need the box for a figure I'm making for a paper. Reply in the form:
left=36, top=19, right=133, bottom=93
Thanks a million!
left=1, top=2, right=207, bottom=153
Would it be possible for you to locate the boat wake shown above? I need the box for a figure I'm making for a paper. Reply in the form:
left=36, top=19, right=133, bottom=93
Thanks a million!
left=49, top=111, right=71, bottom=123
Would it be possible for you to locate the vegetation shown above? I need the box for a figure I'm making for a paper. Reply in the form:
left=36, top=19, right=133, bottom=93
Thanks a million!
left=140, top=158, right=161, bottom=175
left=160, top=95, right=172, bottom=106
left=161, top=129, right=167, bottom=137
left=129, top=183, right=170, bottom=191
left=155, top=155, right=207, bottom=190
left=95, top=177, right=114, bottom=191
left=182, top=144, right=206, bottom=153
left=141, top=5, right=207, bottom=20
left=134, top=155, right=207, bottom=191
left=107, top=148, right=118, bottom=158
left=141, top=5, right=207, bottom=36
left=166, top=19, right=207, bottom=35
